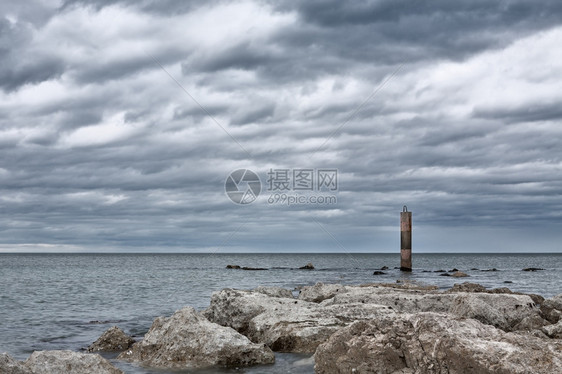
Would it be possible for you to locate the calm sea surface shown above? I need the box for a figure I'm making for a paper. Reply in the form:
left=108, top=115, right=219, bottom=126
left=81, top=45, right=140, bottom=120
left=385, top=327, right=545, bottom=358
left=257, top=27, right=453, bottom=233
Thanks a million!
left=1, top=253, right=561, bottom=373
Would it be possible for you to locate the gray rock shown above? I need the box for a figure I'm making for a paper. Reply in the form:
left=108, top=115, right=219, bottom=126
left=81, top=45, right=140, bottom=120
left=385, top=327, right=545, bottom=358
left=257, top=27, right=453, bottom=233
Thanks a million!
left=0, top=353, right=30, bottom=374
left=298, top=282, right=346, bottom=303
left=87, top=326, right=135, bottom=352
left=24, top=351, right=123, bottom=374
left=447, top=282, right=487, bottom=293
left=543, top=320, right=562, bottom=339
left=314, top=312, right=562, bottom=374
left=449, top=292, right=540, bottom=331
left=253, top=286, right=293, bottom=299
left=118, top=306, right=274, bottom=369
left=204, top=288, right=394, bottom=353
left=451, top=271, right=469, bottom=277
left=205, top=282, right=549, bottom=356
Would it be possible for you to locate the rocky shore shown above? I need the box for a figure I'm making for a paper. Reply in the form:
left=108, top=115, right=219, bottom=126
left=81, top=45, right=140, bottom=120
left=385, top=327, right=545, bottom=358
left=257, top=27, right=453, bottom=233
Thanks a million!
left=2, top=281, right=562, bottom=373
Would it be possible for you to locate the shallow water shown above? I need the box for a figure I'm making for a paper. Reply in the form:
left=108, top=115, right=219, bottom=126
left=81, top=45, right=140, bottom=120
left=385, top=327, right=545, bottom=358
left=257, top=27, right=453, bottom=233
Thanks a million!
left=1, top=253, right=560, bottom=373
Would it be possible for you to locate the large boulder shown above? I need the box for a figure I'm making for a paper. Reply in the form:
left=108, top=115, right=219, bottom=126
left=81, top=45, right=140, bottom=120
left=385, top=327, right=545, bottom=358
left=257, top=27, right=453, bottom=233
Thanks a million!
left=298, top=283, right=346, bottom=303
left=0, top=353, right=30, bottom=374
left=314, top=313, right=562, bottom=374
left=24, top=351, right=123, bottom=374
left=449, top=293, right=540, bottom=331
left=118, top=306, right=274, bottom=369
left=204, top=288, right=394, bottom=353
left=87, top=326, right=135, bottom=352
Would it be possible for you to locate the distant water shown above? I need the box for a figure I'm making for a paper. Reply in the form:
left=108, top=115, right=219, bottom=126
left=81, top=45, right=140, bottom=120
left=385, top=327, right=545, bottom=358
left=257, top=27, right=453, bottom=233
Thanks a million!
left=1, top=253, right=561, bottom=373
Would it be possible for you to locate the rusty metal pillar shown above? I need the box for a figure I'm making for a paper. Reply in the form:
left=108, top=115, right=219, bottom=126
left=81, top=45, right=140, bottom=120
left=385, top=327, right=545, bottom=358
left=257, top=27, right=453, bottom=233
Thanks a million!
left=400, top=206, right=412, bottom=271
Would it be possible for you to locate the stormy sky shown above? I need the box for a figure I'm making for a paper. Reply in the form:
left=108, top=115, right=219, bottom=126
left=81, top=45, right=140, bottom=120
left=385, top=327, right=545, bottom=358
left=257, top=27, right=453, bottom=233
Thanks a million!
left=1, top=0, right=561, bottom=253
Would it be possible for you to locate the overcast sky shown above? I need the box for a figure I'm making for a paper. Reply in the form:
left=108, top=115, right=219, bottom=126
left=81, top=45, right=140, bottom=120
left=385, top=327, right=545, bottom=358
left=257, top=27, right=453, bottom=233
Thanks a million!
left=1, top=0, right=561, bottom=253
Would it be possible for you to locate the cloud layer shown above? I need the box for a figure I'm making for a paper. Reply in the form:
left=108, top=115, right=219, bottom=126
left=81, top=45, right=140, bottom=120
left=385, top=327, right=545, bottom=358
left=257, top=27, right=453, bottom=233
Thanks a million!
left=1, top=0, right=561, bottom=252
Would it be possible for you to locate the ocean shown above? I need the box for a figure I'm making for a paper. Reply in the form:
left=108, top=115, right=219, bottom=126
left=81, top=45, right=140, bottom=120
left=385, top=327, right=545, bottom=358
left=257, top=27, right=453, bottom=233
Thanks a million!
left=1, top=253, right=561, bottom=373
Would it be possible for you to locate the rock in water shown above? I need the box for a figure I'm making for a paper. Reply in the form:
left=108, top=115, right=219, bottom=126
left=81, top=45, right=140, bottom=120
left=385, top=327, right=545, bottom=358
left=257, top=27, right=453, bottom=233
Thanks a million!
left=314, top=313, right=562, bottom=374
left=87, top=326, right=135, bottom=352
left=299, top=263, right=315, bottom=270
left=522, top=267, right=545, bottom=271
left=226, top=265, right=241, bottom=269
left=0, top=353, right=29, bottom=374
left=372, top=271, right=386, bottom=275
left=118, top=306, right=274, bottom=369
left=24, top=351, right=123, bottom=374
left=451, top=271, right=469, bottom=277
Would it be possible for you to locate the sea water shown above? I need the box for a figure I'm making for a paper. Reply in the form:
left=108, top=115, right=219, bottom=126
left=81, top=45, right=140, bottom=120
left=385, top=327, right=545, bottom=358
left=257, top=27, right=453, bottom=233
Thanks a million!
left=1, top=253, right=561, bottom=373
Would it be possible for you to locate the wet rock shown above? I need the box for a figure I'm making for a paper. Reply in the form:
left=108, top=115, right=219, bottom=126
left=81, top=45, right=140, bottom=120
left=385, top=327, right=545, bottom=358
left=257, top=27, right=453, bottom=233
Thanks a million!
left=242, top=267, right=268, bottom=271
left=226, top=265, right=241, bottom=269
left=470, top=267, right=479, bottom=270
left=439, top=272, right=451, bottom=276
left=298, top=283, right=346, bottom=303
left=87, top=326, right=135, bottom=352
left=299, top=263, right=314, bottom=270
left=542, top=320, right=562, bottom=339
left=253, top=286, right=293, bottom=299
left=504, top=280, right=513, bottom=283
left=314, top=312, right=562, bottom=374
left=372, top=271, right=386, bottom=275
left=380, top=266, right=389, bottom=270
left=433, top=269, right=446, bottom=273
left=119, top=306, right=274, bottom=369
left=523, top=267, right=545, bottom=271
left=0, top=353, right=29, bottom=374
left=451, top=271, right=469, bottom=277
left=482, top=268, right=498, bottom=272
left=24, top=351, right=123, bottom=374
left=448, top=268, right=459, bottom=272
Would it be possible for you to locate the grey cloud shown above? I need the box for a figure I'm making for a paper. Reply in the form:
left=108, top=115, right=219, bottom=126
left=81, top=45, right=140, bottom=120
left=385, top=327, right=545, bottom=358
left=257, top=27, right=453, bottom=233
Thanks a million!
left=473, top=102, right=562, bottom=123
left=1, top=0, right=561, bottom=252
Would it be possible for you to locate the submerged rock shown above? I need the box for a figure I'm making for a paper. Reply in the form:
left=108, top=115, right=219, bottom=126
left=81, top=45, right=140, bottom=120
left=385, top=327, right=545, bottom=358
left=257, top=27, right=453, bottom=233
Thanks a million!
left=523, top=267, right=545, bottom=271
left=299, top=263, right=315, bottom=270
left=372, top=271, right=386, bottom=275
left=451, top=271, right=469, bottom=277
left=88, top=326, right=135, bottom=352
left=24, top=351, right=123, bottom=374
left=242, top=267, right=268, bottom=270
left=314, top=312, right=562, bottom=374
left=118, top=306, right=274, bottom=369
